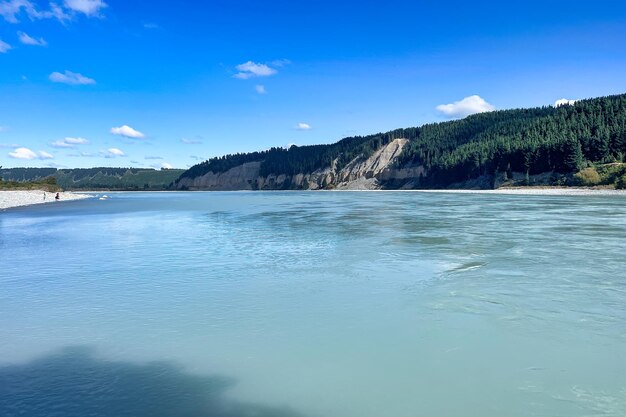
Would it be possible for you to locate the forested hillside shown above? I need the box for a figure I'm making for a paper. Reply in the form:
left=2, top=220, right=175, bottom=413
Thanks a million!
left=178, top=94, right=626, bottom=189
left=397, top=95, right=626, bottom=186
left=0, top=168, right=184, bottom=190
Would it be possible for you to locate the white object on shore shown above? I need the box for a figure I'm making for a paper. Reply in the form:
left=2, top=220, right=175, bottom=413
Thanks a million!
left=0, top=190, right=91, bottom=210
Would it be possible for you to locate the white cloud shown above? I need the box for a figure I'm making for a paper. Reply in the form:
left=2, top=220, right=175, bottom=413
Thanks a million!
left=0, top=143, right=19, bottom=148
left=436, top=95, right=495, bottom=118
left=143, top=22, right=158, bottom=29
left=255, top=84, right=267, bottom=94
left=101, top=147, right=125, bottom=158
left=0, top=39, right=11, bottom=53
left=110, top=125, right=145, bottom=139
left=46, top=162, right=66, bottom=168
left=181, top=138, right=202, bottom=144
left=64, top=137, right=88, bottom=145
left=0, top=0, right=71, bottom=23
left=50, top=137, right=89, bottom=148
left=8, top=147, right=53, bottom=160
left=234, top=61, right=277, bottom=79
left=296, top=122, right=312, bottom=131
left=144, top=155, right=163, bottom=160
left=0, top=0, right=32, bottom=23
left=49, top=70, right=96, bottom=85
left=18, top=31, right=47, bottom=46
left=50, top=140, right=73, bottom=148
left=150, top=161, right=173, bottom=169
left=63, top=0, right=106, bottom=16
left=554, top=98, right=577, bottom=107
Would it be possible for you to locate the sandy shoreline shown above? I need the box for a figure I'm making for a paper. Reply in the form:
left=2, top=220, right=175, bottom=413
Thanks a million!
left=0, top=190, right=93, bottom=211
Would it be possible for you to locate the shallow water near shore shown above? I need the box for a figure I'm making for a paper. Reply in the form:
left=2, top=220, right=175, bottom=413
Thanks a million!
left=1, top=191, right=626, bottom=417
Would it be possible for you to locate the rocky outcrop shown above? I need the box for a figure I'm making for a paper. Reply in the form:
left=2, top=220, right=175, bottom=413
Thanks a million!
left=176, top=139, right=426, bottom=190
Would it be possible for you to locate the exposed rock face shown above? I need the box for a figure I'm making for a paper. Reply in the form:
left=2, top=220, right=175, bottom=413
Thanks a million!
left=176, top=139, right=425, bottom=190
left=176, top=162, right=261, bottom=191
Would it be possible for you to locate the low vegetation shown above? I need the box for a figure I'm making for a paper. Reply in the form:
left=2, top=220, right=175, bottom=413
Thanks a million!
left=0, top=175, right=60, bottom=192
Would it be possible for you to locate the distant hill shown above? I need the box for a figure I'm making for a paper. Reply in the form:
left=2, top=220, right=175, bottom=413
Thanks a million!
left=176, top=93, right=626, bottom=190
left=0, top=168, right=185, bottom=191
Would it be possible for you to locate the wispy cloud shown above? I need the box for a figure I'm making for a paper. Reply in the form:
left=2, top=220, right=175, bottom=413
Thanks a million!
left=436, top=95, right=495, bottom=118
left=181, top=138, right=202, bottom=145
left=0, top=0, right=71, bottom=23
left=271, top=59, right=291, bottom=67
left=0, top=143, right=19, bottom=148
left=8, top=147, right=53, bottom=160
left=110, top=125, right=145, bottom=139
left=18, top=31, right=47, bottom=46
left=63, top=0, right=107, bottom=17
left=234, top=61, right=278, bottom=79
left=0, top=0, right=107, bottom=23
left=67, top=151, right=96, bottom=157
left=0, top=39, right=11, bottom=53
left=143, top=22, right=158, bottom=29
left=144, top=155, right=163, bottom=160
left=50, top=137, right=89, bottom=148
left=554, top=98, right=577, bottom=107
left=189, top=155, right=204, bottom=161
left=49, top=70, right=96, bottom=85
left=0, top=0, right=38, bottom=23
left=255, top=84, right=267, bottom=94
left=101, top=147, right=125, bottom=158
left=296, top=122, right=312, bottom=131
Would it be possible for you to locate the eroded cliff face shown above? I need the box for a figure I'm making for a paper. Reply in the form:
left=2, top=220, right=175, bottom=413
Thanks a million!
left=176, top=139, right=425, bottom=190
left=176, top=162, right=261, bottom=191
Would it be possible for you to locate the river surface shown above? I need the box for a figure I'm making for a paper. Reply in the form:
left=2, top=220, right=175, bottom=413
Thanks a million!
left=1, top=191, right=625, bottom=417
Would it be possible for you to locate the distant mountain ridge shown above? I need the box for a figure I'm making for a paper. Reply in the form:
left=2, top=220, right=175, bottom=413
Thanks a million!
left=176, top=93, right=626, bottom=190
left=0, top=168, right=184, bottom=191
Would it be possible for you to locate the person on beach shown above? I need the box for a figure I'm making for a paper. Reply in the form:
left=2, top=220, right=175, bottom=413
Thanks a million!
left=55, top=192, right=60, bottom=200
left=43, top=193, right=46, bottom=200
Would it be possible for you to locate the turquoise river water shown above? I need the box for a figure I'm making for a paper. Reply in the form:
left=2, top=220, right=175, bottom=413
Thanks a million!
left=1, top=191, right=625, bottom=417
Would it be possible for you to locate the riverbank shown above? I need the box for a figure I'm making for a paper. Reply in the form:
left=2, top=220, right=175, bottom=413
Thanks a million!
left=0, top=190, right=92, bottom=210
left=410, top=187, right=626, bottom=196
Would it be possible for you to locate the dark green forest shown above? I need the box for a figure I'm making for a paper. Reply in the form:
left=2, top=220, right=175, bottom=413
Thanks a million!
left=180, top=94, right=626, bottom=188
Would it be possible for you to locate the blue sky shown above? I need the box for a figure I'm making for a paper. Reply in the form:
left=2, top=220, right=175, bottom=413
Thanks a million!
left=1, top=0, right=625, bottom=169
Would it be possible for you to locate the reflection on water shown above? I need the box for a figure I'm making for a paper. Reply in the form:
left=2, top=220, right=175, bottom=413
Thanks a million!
left=1, top=191, right=626, bottom=416
left=0, top=346, right=304, bottom=417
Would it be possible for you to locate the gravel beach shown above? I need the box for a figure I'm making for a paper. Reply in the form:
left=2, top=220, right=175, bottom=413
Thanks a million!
left=0, top=190, right=92, bottom=211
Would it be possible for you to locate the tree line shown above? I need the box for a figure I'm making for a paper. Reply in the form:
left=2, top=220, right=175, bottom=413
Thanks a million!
left=180, top=94, right=626, bottom=188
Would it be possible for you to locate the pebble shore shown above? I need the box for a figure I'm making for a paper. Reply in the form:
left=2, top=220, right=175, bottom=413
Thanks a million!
left=0, top=190, right=92, bottom=210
